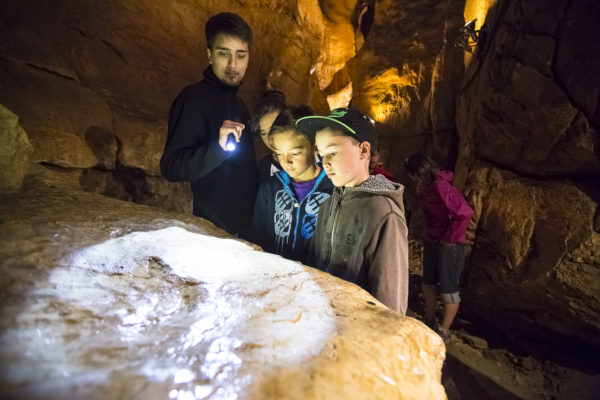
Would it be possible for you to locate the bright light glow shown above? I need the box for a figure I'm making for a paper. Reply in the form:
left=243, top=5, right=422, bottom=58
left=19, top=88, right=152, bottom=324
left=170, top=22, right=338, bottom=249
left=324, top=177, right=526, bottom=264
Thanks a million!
left=380, top=374, right=398, bottom=386
left=463, top=0, right=495, bottom=66
left=362, top=67, right=418, bottom=123
left=5, top=227, right=335, bottom=398
left=225, top=134, right=236, bottom=151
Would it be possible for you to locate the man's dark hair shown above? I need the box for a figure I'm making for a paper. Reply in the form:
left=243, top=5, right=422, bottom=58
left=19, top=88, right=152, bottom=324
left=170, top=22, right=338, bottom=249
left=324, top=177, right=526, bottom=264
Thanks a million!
left=251, top=90, right=287, bottom=136
left=269, top=105, right=314, bottom=142
left=205, top=12, right=252, bottom=49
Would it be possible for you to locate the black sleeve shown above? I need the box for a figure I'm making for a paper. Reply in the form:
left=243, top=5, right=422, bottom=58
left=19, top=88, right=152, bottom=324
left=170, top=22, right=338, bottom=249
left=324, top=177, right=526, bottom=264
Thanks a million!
left=160, top=93, right=229, bottom=182
left=251, top=182, right=270, bottom=250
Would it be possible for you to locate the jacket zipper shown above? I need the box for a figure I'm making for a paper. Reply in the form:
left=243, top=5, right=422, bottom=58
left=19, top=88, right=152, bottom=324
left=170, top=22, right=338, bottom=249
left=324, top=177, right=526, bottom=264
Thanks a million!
left=328, top=189, right=344, bottom=265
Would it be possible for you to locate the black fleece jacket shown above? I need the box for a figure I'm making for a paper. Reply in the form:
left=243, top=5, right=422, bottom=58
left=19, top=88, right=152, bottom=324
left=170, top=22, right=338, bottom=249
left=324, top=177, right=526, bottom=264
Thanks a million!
left=160, top=67, right=258, bottom=239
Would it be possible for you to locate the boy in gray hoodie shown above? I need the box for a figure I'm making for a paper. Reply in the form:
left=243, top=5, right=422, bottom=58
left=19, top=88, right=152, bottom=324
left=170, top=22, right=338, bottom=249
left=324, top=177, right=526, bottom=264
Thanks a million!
left=296, top=108, right=409, bottom=315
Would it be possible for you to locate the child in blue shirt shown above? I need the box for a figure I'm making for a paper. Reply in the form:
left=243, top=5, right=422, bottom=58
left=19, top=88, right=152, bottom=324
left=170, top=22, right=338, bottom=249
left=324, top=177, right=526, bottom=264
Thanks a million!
left=252, top=106, right=333, bottom=263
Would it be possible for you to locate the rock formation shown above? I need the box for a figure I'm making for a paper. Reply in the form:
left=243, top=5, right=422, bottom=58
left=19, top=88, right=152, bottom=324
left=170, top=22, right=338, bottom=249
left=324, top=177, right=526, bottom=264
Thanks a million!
left=0, top=0, right=465, bottom=207
left=0, top=176, right=447, bottom=399
left=0, top=105, right=33, bottom=193
left=1, top=0, right=599, bottom=378
left=455, top=0, right=600, bottom=352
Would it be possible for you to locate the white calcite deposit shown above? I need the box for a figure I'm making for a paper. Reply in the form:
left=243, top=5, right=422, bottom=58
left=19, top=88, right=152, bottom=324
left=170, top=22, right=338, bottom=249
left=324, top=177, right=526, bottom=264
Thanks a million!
left=0, top=180, right=447, bottom=400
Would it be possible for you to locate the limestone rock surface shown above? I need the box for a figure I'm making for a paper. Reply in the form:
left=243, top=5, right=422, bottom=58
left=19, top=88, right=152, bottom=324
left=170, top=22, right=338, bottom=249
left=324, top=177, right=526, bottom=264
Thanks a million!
left=463, top=166, right=600, bottom=348
left=0, top=178, right=446, bottom=400
left=0, top=105, right=33, bottom=193
left=454, top=0, right=600, bottom=351
left=0, top=0, right=467, bottom=206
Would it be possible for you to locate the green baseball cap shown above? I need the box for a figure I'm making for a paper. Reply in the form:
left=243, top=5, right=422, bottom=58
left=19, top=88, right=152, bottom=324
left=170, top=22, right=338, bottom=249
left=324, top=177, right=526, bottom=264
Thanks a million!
left=296, top=108, right=377, bottom=151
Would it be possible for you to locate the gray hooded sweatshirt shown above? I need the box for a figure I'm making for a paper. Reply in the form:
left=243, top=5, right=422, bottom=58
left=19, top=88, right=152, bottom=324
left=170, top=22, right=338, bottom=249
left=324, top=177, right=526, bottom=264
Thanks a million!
left=307, top=174, right=409, bottom=315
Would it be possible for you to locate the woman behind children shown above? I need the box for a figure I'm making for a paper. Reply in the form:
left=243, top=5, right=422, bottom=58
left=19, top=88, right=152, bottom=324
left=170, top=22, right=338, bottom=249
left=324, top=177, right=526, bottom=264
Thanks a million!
left=252, top=106, right=333, bottom=263
left=251, top=90, right=287, bottom=183
left=404, top=153, right=473, bottom=342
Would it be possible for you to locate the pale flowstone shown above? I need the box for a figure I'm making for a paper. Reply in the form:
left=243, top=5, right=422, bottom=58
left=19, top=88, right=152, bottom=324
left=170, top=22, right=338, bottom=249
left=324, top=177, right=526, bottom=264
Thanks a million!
left=0, top=179, right=446, bottom=400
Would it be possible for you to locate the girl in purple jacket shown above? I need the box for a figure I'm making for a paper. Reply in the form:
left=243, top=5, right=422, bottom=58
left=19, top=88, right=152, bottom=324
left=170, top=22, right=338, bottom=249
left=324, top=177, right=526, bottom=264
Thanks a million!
left=405, top=154, right=473, bottom=342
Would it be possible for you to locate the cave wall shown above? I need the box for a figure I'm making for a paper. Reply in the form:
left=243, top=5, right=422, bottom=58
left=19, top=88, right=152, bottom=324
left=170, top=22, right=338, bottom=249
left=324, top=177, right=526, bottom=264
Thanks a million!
left=0, top=0, right=325, bottom=212
left=0, top=0, right=465, bottom=209
left=3, top=0, right=599, bottom=356
left=455, top=0, right=600, bottom=351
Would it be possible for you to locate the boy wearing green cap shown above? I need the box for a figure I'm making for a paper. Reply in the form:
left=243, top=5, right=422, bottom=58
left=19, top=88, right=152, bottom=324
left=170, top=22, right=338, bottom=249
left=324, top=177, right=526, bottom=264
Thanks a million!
left=296, top=108, right=409, bottom=315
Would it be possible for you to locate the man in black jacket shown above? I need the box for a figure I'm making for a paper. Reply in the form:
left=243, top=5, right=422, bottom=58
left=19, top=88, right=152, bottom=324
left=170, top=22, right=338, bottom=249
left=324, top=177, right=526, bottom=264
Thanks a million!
left=160, top=13, right=258, bottom=239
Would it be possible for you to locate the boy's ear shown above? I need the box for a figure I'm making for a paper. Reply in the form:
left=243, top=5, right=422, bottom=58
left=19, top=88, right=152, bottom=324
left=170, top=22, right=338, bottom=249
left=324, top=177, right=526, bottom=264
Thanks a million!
left=359, top=141, right=371, bottom=159
left=207, top=48, right=213, bottom=64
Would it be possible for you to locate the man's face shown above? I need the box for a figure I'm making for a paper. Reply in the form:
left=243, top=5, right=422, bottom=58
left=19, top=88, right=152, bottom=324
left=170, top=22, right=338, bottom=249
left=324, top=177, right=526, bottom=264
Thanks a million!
left=207, top=34, right=249, bottom=86
left=315, top=127, right=370, bottom=188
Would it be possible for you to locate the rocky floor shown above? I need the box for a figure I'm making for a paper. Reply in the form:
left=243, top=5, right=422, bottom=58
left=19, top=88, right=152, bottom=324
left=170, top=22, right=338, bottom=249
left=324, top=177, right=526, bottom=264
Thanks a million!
left=406, top=237, right=600, bottom=400
left=406, top=278, right=600, bottom=400
left=441, top=324, right=600, bottom=400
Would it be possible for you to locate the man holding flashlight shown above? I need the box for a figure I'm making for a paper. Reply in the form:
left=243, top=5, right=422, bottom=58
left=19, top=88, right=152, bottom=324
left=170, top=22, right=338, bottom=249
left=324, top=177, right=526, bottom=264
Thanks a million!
left=160, top=12, right=258, bottom=239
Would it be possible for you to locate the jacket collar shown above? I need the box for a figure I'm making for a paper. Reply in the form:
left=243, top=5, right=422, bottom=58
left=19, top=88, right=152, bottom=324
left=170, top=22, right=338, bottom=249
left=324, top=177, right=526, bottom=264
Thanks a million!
left=203, top=66, right=240, bottom=93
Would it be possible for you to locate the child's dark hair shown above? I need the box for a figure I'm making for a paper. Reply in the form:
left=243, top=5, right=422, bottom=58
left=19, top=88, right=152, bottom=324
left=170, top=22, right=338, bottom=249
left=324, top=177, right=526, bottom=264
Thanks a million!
left=404, top=153, right=439, bottom=186
left=251, top=90, right=287, bottom=135
left=205, top=13, right=252, bottom=49
left=269, top=106, right=314, bottom=142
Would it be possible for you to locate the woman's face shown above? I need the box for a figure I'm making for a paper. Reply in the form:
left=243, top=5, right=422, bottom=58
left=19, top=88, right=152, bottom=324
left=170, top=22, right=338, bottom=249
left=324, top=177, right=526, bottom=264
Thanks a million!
left=258, top=111, right=279, bottom=151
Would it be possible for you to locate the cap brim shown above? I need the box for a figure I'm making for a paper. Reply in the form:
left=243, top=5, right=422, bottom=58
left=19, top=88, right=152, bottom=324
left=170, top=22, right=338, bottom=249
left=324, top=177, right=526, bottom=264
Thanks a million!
left=296, top=115, right=357, bottom=140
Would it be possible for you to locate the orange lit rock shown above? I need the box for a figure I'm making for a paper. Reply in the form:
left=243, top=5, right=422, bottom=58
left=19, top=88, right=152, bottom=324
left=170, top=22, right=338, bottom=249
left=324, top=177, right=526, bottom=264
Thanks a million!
left=0, top=60, right=109, bottom=169
left=354, top=66, right=418, bottom=124
left=113, top=113, right=166, bottom=176
left=462, top=166, right=600, bottom=348
left=0, top=0, right=466, bottom=201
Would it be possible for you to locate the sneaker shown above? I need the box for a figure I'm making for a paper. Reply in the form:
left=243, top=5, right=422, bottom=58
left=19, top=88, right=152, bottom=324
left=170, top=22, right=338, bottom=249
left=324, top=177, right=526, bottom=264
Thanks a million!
left=437, top=327, right=451, bottom=343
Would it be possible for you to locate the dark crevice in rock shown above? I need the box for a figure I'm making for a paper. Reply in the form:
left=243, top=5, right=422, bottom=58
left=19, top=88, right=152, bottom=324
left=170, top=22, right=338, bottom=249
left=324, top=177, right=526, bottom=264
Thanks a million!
left=101, top=39, right=126, bottom=63
left=460, top=302, right=600, bottom=374
left=550, top=0, right=600, bottom=132
left=23, top=63, right=78, bottom=82
left=106, top=164, right=152, bottom=205
left=75, top=27, right=90, bottom=38
left=477, top=154, right=600, bottom=182
left=38, top=161, right=78, bottom=171
left=80, top=164, right=152, bottom=206
left=352, top=0, right=375, bottom=39
left=572, top=179, right=600, bottom=230
left=0, top=56, right=79, bottom=83
left=543, top=111, right=580, bottom=156
left=60, top=18, right=126, bottom=64
left=510, top=53, right=553, bottom=79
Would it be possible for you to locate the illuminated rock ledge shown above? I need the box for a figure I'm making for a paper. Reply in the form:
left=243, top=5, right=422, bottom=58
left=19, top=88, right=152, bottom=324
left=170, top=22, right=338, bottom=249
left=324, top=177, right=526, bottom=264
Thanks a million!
left=0, top=178, right=446, bottom=400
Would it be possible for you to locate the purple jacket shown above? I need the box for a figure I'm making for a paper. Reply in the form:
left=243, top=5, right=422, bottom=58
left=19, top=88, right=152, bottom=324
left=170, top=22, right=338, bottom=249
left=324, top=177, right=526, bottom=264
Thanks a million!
left=417, top=169, right=473, bottom=244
